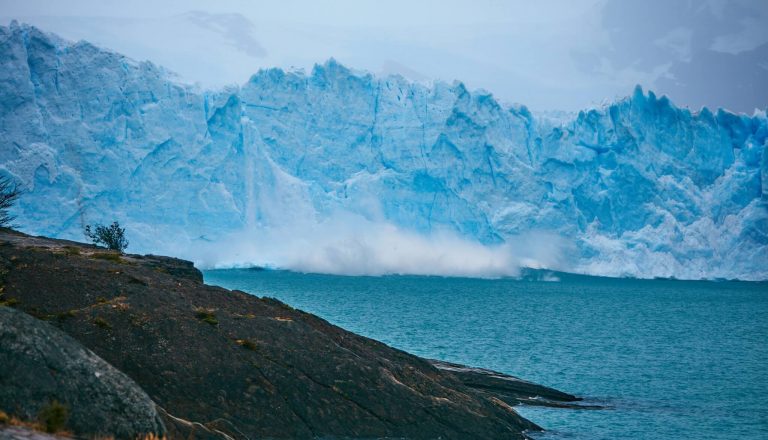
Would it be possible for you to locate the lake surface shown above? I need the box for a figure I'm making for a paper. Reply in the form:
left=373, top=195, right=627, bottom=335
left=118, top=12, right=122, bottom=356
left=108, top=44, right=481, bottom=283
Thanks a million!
left=204, top=269, right=768, bottom=440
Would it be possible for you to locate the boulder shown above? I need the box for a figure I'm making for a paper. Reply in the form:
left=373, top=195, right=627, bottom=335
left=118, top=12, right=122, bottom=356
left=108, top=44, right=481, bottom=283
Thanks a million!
left=0, top=307, right=166, bottom=439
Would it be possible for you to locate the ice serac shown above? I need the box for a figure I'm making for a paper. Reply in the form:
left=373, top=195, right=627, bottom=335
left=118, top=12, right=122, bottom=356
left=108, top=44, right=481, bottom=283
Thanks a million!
left=1, top=23, right=766, bottom=280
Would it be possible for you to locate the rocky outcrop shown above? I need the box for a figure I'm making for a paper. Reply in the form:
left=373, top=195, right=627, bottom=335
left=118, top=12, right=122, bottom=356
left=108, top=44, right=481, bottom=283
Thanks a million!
left=135, top=254, right=204, bottom=283
left=0, top=230, right=581, bottom=439
left=431, top=360, right=602, bottom=409
left=0, top=307, right=166, bottom=439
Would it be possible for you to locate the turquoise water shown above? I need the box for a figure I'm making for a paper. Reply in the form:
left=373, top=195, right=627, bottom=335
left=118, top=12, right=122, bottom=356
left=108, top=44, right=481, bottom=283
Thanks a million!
left=203, top=269, right=768, bottom=440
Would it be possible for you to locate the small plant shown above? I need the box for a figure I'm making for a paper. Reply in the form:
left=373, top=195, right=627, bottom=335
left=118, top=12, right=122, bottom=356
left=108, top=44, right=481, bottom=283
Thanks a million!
left=194, top=307, right=218, bottom=326
left=0, top=176, right=22, bottom=229
left=56, top=309, right=77, bottom=320
left=235, top=339, right=258, bottom=350
left=84, top=222, right=128, bottom=252
left=93, top=316, right=111, bottom=329
left=38, top=400, right=68, bottom=433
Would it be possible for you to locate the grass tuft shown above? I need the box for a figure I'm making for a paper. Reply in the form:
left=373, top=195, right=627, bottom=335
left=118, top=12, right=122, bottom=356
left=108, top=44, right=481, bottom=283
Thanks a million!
left=130, top=313, right=150, bottom=327
left=91, top=252, right=122, bottom=262
left=194, top=307, right=218, bottom=326
left=1, top=407, right=76, bottom=437
left=93, top=316, right=112, bottom=329
left=233, top=313, right=257, bottom=319
left=56, top=309, right=77, bottom=320
left=0, top=294, right=19, bottom=307
left=61, top=246, right=81, bottom=256
left=235, top=339, right=258, bottom=350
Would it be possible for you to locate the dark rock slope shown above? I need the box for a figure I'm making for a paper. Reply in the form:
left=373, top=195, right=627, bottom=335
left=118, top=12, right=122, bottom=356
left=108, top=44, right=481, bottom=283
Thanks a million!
left=0, top=230, right=580, bottom=439
left=0, top=307, right=166, bottom=438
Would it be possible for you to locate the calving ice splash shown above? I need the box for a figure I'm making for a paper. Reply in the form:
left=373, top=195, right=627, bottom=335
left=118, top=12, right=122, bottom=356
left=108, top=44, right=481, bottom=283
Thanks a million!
left=191, top=214, right=570, bottom=278
left=1, top=23, right=766, bottom=280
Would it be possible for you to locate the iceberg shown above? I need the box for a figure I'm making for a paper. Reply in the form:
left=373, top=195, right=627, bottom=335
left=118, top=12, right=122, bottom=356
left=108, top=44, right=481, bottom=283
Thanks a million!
left=1, top=22, right=766, bottom=280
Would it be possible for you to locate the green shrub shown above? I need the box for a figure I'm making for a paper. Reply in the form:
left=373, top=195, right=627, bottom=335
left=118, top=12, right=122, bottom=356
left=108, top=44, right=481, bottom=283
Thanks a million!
left=84, top=222, right=128, bottom=252
left=38, top=401, right=68, bottom=433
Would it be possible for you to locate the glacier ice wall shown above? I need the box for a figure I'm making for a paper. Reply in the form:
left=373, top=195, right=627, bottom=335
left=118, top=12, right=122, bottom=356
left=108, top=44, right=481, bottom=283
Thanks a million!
left=1, top=23, right=766, bottom=280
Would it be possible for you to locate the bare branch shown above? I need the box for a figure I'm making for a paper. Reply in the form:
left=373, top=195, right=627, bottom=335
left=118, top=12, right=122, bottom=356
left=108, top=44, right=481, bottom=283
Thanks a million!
left=0, top=176, right=22, bottom=228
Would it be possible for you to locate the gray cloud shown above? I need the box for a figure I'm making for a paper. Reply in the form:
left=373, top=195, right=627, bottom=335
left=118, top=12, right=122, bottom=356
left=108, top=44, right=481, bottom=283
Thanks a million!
left=0, top=0, right=764, bottom=112
left=183, top=11, right=266, bottom=58
left=594, top=0, right=768, bottom=112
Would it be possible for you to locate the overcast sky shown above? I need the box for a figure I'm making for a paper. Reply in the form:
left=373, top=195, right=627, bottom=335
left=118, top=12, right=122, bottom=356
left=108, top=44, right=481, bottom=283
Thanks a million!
left=2, top=0, right=766, bottom=113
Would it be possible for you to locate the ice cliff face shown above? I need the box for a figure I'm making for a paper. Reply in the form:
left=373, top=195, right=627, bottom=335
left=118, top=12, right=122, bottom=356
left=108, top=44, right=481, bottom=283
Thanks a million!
left=1, top=23, right=766, bottom=280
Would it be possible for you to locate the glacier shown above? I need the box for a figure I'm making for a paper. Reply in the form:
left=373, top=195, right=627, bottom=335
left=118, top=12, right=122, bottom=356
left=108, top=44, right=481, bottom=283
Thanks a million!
left=0, top=22, right=766, bottom=280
